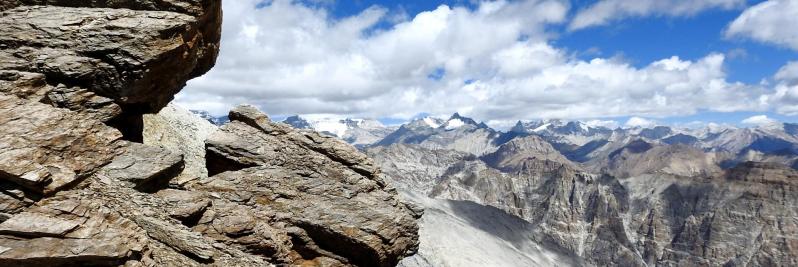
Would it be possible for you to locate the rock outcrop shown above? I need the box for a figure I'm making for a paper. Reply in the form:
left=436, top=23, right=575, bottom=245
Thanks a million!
left=382, top=140, right=798, bottom=266
left=366, top=144, right=471, bottom=195
left=0, top=1, right=420, bottom=266
left=203, top=104, right=421, bottom=266
left=143, top=104, right=217, bottom=186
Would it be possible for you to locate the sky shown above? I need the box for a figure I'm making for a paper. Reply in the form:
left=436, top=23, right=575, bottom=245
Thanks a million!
left=176, top=0, right=798, bottom=128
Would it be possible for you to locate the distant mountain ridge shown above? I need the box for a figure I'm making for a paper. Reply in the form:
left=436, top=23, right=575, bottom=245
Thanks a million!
left=188, top=109, right=798, bottom=170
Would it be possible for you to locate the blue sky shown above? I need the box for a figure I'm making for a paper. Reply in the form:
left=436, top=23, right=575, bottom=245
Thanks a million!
left=179, top=0, right=798, bottom=128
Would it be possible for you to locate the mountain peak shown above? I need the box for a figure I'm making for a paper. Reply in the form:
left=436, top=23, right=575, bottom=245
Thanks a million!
left=444, top=113, right=481, bottom=130
left=283, top=115, right=312, bottom=129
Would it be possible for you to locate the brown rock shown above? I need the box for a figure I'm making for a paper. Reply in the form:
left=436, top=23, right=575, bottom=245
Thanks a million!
left=99, top=142, right=185, bottom=192
left=0, top=94, right=123, bottom=195
left=0, top=1, right=221, bottom=112
left=201, top=105, right=420, bottom=267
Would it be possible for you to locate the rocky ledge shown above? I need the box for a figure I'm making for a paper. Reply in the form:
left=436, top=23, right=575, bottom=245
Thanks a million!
left=0, top=1, right=420, bottom=266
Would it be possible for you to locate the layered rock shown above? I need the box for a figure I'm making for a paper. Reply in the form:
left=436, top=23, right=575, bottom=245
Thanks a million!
left=366, top=144, right=471, bottom=195
left=202, top=105, right=421, bottom=266
left=0, top=94, right=124, bottom=195
left=143, top=104, right=217, bottom=186
left=416, top=141, right=798, bottom=266
left=0, top=1, right=420, bottom=266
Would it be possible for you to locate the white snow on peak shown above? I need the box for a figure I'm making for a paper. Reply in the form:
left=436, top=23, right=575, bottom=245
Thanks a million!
left=577, top=121, right=590, bottom=132
left=533, top=123, right=551, bottom=132
left=311, top=120, right=349, bottom=137
left=423, top=117, right=441, bottom=128
left=445, top=118, right=466, bottom=130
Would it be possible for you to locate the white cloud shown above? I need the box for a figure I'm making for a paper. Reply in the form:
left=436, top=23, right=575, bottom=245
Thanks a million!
left=178, top=0, right=776, bottom=123
left=570, top=0, right=744, bottom=30
left=741, top=115, right=779, bottom=126
left=725, top=0, right=798, bottom=51
left=585, top=119, right=620, bottom=129
left=775, top=61, right=798, bottom=84
left=625, top=117, right=657, bottom=128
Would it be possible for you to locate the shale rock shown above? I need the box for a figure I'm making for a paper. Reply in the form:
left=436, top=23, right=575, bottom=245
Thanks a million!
left=0, top=0, right=221, bottom=112
left=0, top=1, right=421, bottom=266
left=0, top=94, right=123, bottom=195
left=202, top=105, right=421, bottom=266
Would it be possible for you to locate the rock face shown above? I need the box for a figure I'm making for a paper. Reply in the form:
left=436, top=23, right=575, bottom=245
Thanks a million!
left=0, top=0, right=220, bottom=112
left=0, top=1, right=420, bottom=266
left=376, top=113, right=502, bottom=156
left=397, top=192, right=581, bottom=267
left=143, top=104, right=217, bottom=186
left=366, top=144, right=471, bottom=195
left=203, top=104, right=421, bottom=266
left=376, top=130, right=798, bottom=266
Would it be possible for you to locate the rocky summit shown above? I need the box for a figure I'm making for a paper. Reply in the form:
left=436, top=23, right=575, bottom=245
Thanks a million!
left=0, top=1, right=420, bottom=266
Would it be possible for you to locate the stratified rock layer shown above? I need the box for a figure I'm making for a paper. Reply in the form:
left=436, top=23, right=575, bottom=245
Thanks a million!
left=203, top=105, right=421, bottom=267
left=0, top=1, right=420, bottom=266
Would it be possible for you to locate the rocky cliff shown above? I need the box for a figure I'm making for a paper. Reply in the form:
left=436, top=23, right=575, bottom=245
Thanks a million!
left=0, top=1, right=419, bottom=266
left=378, top=138, right=798, bottom=266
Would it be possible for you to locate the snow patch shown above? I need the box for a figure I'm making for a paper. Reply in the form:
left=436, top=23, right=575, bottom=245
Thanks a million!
left=424, top=117, right=441, bottom=128
left=445, top=118, right=466, bottom=130
left=533, top=123, right=551, bottom=132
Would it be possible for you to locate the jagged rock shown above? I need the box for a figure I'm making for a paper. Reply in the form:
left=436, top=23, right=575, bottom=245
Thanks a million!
left=0, top=181, right=37, bottom=223
left=0, top=0, right=221, bottom=112
left=99, top=142, right=184, bottom=192
left=206, top=105, right=381, bottom=180
left=143, top=104, right=217, bottom=186
left=202, top=105, right=420, bottom=266
left=482, top=135, right=576, bottom=171
left=131, top=215, right=215, bottom=261
left=191, top=199, right=293, bottom=263
left=589, top=141, right=722, bottom=178
left=0, top=94, right=124, bottom=195
left=42, top=85, right=122, bottom=122
left=0, top=191, right=149, bottom=267
left=0, top=1, right=421, bottom=266
left=366, top=144, right=471, bottom=195
left=154, top=189, right=210, bottom=226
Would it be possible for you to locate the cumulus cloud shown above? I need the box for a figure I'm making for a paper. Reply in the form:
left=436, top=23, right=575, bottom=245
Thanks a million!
left=585, top=119, right=620, bottom=129
left=625, top=117, right=657, bottom=128
left=178, top=0, right=775, bottom=122
left=570, top=0, right=744, bottom=30
left=725, top=0, right=798, bottom=51
left=775, top=61, right=798, bottom=84
left=741, top=115, right=779, bottom=126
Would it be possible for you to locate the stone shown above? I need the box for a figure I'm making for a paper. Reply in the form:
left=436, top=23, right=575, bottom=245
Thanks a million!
left=42, top=85, right=122, bottom=122
left=0, top=94, right=123, bottom=195
left=0, top=213, right=80, bottom=237
left=201, top=105, right=420, bottom=266
left=154, top=189, right=211, bottom=225
left=0, top=1, right=421, bottom=266
left=131, top=215, right=215, bottom=261
left=99, top=142, right=184, bottom=192
left=143, top=104, right=217, bottom=186
left=0, top=1, right=221, bottom=112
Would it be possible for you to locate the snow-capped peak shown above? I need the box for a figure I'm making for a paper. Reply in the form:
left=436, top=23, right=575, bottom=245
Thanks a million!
left=441, top=113, right=483, bottom=130
left=423, top=117, right=442, bottom=128
left=532, top=123, right=551, bottom=132
left=445, top=118, right=466, bottom=130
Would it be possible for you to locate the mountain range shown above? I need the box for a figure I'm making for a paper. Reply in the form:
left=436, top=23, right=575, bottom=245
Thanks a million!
left=196, top=111, right=798, bottom=171
left=193, top=110, right=798, bottom=266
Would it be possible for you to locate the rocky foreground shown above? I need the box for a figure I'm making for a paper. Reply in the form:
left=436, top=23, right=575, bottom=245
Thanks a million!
left=0, top=1, right=419, bottom=266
